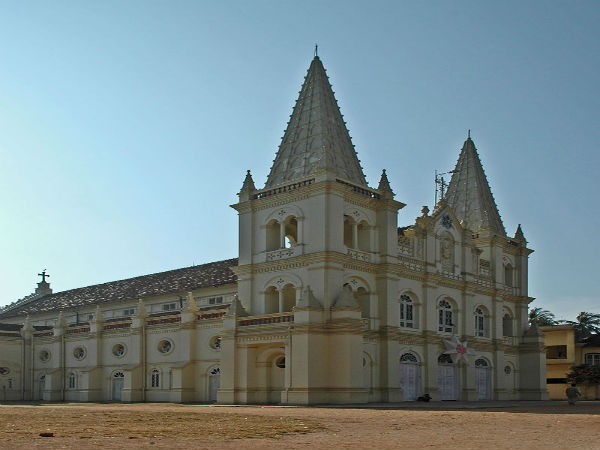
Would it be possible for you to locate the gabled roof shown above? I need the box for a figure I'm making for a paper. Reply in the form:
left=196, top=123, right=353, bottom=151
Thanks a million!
left=0, top=258, right=238, bottom=320
left=445, top=136, right=506, bottom=236
left=265, top=56, right=367, bottom=188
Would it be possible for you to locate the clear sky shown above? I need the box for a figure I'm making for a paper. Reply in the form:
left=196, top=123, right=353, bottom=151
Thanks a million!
left=1, top=1, right=598, bottom=321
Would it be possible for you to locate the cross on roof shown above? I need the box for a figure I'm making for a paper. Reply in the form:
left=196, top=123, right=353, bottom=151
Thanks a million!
left=38, top=270, right=49, bottom=283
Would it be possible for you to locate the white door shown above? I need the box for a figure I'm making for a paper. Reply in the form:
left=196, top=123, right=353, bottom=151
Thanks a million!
left=209, top=375, right=220, bottom=402
left=476, top=367, right=491, bottom=400
left=438, top=364, right=458, bottom=400
left=400, top=363, right=419, bottom=401
left=112, top=378, right=123, bottom=401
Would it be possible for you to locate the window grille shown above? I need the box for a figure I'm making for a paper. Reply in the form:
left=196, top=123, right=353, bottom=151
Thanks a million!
left=438, top=300, right=453, bottom=333
left=400, top=294, right=414, bottom=328
left=151, top=369, right=160, bottom=388
left=474, top=308, right=485, bottom=337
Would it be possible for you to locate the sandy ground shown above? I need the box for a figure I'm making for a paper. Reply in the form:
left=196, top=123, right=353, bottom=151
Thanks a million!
left=0, top=401, right=599, bottom=450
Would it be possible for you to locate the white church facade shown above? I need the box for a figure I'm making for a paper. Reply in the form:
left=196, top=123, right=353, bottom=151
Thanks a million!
left=0, top=55, right=548, bottom=404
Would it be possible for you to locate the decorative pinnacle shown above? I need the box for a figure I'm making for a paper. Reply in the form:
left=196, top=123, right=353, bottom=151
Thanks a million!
left=514, top=224, right=527, bottom=243
left=378, top=169, right=394, bottom=196
left=314, top=43, right=318, bottom=57
left=239, top=170, right=256, bottom=193
left=468, top=129, right=471, bottom=139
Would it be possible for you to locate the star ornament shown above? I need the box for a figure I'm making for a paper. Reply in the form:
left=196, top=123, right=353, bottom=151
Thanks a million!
left=442, top=336, right=473, bottom=363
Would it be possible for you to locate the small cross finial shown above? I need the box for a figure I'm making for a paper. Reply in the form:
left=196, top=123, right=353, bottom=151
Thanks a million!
left=314, top=43, right=318, bottom=57
left=38, top=270, right=49, bottom=283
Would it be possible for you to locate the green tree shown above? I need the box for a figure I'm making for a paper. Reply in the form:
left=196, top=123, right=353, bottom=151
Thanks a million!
left=567, top=364, right=600, bottom=384
left=562, top=311, right=600, bottom=341
left=528, top=307, right=557, bottom=326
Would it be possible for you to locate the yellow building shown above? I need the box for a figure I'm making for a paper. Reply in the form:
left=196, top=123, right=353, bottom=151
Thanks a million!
left=541, top=325, right=600, bottom=400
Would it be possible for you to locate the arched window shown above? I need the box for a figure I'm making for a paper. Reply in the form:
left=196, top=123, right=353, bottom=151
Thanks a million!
left=283, top=217, right=298, bottom=248
left=475, top=358, right=488, bottom=368
left=264, top=286, right=279, bottom=314
left=438, top=354, right=453, bottom=364
left=400, top=353, right=418, bottom=363
left=504, top=264, right=513, bottom=287
left=68, top=372, right=76, bottom=389
left=266, top=219, right=280, bottom=252
left=343, top=216, right=355, bottom=248
left=474, top=307, right=486, bottom=337
left=502, top=313, right=513, bottom=337
left=400, top=294, right=414, bottom=328
left=151, top=369, right=160, bottom=388
left=357, top=221, right=370, bottom=252
left=438, top=300, right=454, bottom=333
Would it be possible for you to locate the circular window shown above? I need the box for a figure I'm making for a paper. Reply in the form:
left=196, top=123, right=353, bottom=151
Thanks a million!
left=112, top=344, right=126, bottom=358
left=73, top=347, right=86, bottom=361
left=158, top=340, right=172, bottom=354
left=39, top=350, right=50, bottom=362
left=275, top=356, right=286, bottom=368
left=504, top=365, right=512, bottom=375
left=0, top=367, right=9, bottom=375
left=210, top=336, right=222, bottom=350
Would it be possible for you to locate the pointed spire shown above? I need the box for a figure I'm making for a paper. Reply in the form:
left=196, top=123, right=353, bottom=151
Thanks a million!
left=238, top=170, right=256, bottom=202
left=377, top=169, right=394, bottom=198
left=514, top=224, right=527, bottom=243
left=240, top=170, right=256, bottom=192
left=265, top=56, right=367, bottom=188
left=445, top=135, right=506, bottom=236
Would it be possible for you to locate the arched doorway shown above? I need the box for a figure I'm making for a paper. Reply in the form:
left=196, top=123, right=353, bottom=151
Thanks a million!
left=475, top=358, right=491, bottom=400
left=437, top=354, right=458, bottom=400
left=400, top=353, right=420, bottom=401
left=208, top=366, right=220, bottom=402
left=112, top=371, right=124, bottom=401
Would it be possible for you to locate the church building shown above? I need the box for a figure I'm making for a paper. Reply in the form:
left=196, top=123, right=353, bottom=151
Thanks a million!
left=0, top=54, right=548, bottom=404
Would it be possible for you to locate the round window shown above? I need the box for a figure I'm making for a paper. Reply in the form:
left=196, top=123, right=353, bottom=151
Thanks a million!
left=275, top=356, right=286, bottom=368
left=0, top=367, right=9, bottom=375
left=210, top=336, right=222, bottom=350
left=158, top=340, right=172, bottom=354
left=73, top=347, right=86, bottom=361
left=504, top=365, right=512, bottom=375
left=39, top=350, right=50, bottom=362
left=112, top=344, right=126, bottom=357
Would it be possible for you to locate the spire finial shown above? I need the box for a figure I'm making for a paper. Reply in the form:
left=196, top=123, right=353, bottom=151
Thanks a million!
left=314, top=43, right=318, bottom=57
left=468, top=129, right=471, bottom=139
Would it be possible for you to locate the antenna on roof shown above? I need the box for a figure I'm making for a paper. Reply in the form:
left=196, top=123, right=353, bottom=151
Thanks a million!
left=435, top=169, right=458, bottom=205
left=314, top=43, right=318, bottom=57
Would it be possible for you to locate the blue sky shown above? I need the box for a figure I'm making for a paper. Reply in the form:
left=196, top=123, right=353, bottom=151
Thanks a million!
left=1, top=1, right=598, bottom=321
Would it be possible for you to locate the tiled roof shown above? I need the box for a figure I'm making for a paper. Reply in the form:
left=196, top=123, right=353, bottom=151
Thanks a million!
left=0, top=258, right=238, bottom=320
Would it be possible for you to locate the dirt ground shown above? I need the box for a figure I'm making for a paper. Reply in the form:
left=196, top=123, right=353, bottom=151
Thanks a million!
left=1, top=401, right=599, bottom=450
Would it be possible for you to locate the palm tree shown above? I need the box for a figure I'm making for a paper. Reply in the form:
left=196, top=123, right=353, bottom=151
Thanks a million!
left=528, top=307, right=557, bottom=326
left=563, top=311, right=600, bottom=341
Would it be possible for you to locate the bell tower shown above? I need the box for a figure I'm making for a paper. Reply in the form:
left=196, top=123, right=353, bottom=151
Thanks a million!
left=220, top=54, right=405, bottom=405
